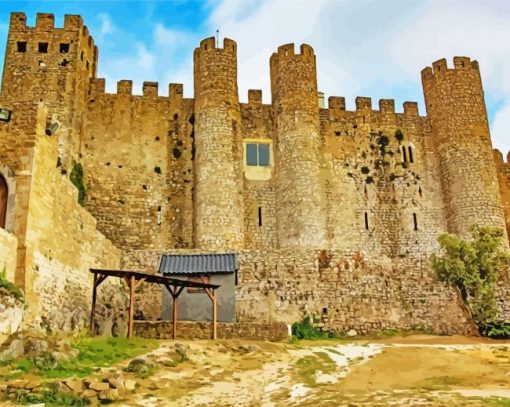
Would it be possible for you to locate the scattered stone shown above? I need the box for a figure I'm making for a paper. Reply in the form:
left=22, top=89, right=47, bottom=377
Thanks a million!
left=88, top=381, right=110, bottom=391
left=125, top=358, right=148, bottom=373
left=175, top=342, right=187, bottom=352
left=25, top=381, right=42, bottom=390
left=24, top=338, right=49, bottom=357
left=99, top=388, right=119, bottom=401
left=107, top=372, right=125, bottom=390
left=64, top=379, right=84, bottom=394
left=82, top=389, right=97, bottom=398
left=239, top=344, right=261, bottom=353
left=148, top=382, right=159, bottom=390
left=8, top=379, right=28, bottom=389
left=347, top=329, right=358, bottom=337
left=0, top=339, right=24, bottom=361
left=124, top=379, right=136, bottom=391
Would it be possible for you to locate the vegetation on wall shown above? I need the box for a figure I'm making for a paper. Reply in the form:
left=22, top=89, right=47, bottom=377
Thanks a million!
left=431, top=226, right=510, bottom=338
left=69, top=162, right=86, bottom=206
left=0, top=266, right=23, bottom=301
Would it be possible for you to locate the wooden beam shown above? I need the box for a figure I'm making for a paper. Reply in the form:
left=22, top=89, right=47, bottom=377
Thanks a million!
left=134, top=277, right=145, bottom=290
left=89, top=272, right=98, bottom=335
left=128, top=275, right=135, bottom=339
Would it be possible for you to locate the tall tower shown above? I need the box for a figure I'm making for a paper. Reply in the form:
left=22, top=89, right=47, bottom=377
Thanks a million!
left=422, top=57, right=508, bottom=241
left=1, top=12, right=97, bottom=166
left=193, top=37, right=244, bottom=249
left=270, top=44, right=327, bottom=248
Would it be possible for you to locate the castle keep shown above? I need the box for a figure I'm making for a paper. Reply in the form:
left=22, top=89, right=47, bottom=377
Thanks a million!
left=0, top=12, right=509, bottom=335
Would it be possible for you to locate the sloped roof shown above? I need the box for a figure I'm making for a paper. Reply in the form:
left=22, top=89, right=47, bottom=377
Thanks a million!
left=159, top=253, right=238, bottom=274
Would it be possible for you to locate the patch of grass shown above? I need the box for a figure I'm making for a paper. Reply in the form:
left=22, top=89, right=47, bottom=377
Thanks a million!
left=2, top=337, right=158, bottom=380
left=295, top=352, right=336, bottom=387
left=7, top=383, right=89, bottom=406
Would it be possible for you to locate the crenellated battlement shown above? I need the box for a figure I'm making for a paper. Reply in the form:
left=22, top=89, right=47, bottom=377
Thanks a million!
left=495, top=149, right=510, bottom=166
left=196, top=37, right=237, bottom=54
left=327, top=96, right=419, bottom=116
left=248, top=89, right=262, bottom=105
left=89, top=78, right=186, bottom=100
left=421, top=56, right=480, bottom=82
left=270, top=43, right=315, bottom=68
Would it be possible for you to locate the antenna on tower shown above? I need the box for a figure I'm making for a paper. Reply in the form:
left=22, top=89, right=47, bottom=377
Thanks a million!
left=216, top=29, right=219, bottom=47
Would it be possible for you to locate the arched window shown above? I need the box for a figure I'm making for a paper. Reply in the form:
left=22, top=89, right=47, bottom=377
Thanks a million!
left=0, top=174, right=7, bottom=229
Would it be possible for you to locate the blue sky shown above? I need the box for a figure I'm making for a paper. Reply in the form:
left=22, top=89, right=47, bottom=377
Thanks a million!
left=0, top=0, right=509, bottom=155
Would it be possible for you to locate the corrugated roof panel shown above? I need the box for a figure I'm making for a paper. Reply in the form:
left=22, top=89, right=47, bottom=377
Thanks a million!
left=159, top=252, right=238, bottom=274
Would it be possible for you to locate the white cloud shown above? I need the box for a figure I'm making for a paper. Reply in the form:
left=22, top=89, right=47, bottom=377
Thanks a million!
left=208, top=0, right=510, bottom=155
left=98, top=13, right=114, bottom=37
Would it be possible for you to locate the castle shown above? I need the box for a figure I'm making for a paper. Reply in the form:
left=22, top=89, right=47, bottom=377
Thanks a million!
left=0, top=12, right=509, bottom=336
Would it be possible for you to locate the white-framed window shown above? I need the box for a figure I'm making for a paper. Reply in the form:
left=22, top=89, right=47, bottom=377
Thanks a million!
left=246, top=143, right=270, bottom=167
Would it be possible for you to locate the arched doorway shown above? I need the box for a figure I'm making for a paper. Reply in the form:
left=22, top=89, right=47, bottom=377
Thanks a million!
left=0, top=174, right=7, bottom=229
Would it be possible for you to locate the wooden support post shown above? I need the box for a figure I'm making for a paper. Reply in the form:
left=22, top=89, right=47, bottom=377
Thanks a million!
left=89, top=273, right=98, bottom=335
left=212, top=289, right=217, bottom=340
left=128, top=276, right=135, bottom=339
left=172, top=292, right=177, bottom=340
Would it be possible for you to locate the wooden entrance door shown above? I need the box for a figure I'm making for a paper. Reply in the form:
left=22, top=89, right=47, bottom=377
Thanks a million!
left=0, top=174, right=7, bottom=229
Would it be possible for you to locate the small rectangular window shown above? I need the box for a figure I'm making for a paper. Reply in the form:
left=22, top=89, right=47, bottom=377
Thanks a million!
left=86, top=60, right=90, bottom=70
left=258, top=206, right=263, bottom=226
left=246, top=142, right=271, bottom=167
left=17, top=41, right=27, bottom=53
left=246, top=143, right=258, bottom=166
left=413, top=213, right=418, bottom=231
left=258, top=144, right=270, bottom=166
left=59, top=43, right=69, bottom=53
left=364, top=212, right=369, bottom=230
left=38, top=42, right=48, bottom=53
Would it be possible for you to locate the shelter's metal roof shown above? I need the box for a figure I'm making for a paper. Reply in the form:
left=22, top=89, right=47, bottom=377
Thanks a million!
left=159, top=253, right=238, bottom=275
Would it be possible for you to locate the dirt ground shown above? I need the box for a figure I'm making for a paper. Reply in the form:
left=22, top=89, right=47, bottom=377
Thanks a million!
left=121, top=335, right=510, bottom=407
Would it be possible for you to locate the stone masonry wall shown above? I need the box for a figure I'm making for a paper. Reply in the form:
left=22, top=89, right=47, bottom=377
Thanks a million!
left=134, top=320, right=289, bottom=342
left=270, top=44, right=327, bottom=248
left=0, top=228, right=17, bottom=283
left=422, top=58, right=508, bottom=243
left=1, top=12, right=97, bottom=168
left=495, top=150, right=510, bottom=241
left=236, top=249, right=477, bottom=336
left=83, top=80, right=195, bottom=252
left=22, top=129, right=121, bottom=331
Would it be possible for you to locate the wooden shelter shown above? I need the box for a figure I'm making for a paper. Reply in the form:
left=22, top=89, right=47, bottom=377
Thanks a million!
left=89, top=269, right=220, bottom=339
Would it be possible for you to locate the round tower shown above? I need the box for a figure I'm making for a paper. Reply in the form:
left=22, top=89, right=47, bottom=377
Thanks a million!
left=270, top=44, right=327, bottom=248
left=422, top=57, right=508, bottom=241
left=193, top=37, right=244, bottom=249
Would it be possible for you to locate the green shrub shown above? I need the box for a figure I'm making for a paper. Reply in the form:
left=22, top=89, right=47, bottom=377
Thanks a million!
left=431, top=225, right=510, bottom=338
left=291, top=316, right=338, bottom=340
left=480, top=321, right=510, bottom=339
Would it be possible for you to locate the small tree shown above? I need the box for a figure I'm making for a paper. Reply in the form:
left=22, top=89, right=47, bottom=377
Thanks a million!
left=431, top=225, right=510, bottom=337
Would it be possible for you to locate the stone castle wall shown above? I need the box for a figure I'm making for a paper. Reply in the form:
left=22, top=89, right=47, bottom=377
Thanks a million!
left=1, top=13, right=97, bottom=168
left=22, top=123, right=121, bottom=331
left=83, top=80, right=195, bottom=252
left=0, top=13, right=509, bottom=337
left=495, top=150, right=510, bottom=241
left=422, top=58, right=508, bottom=242
left=0, top=228, right=17, bottom=283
